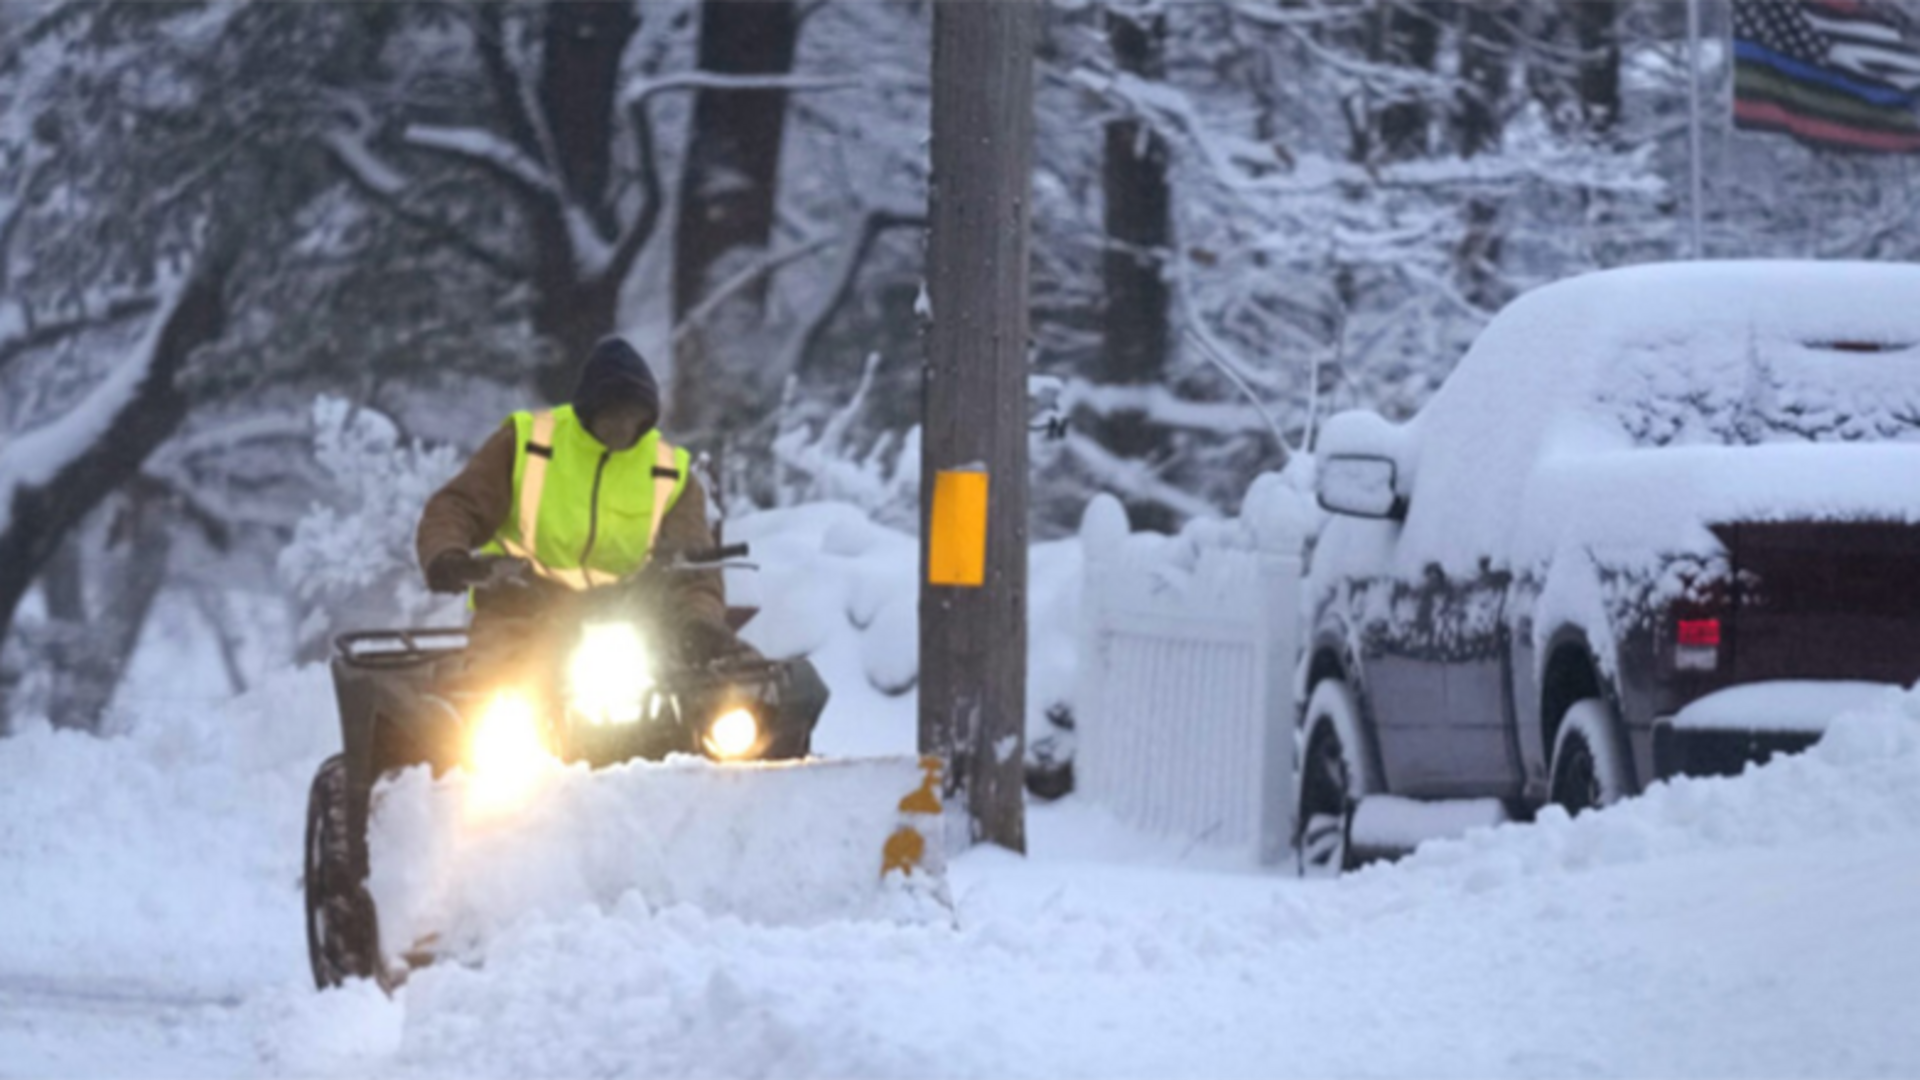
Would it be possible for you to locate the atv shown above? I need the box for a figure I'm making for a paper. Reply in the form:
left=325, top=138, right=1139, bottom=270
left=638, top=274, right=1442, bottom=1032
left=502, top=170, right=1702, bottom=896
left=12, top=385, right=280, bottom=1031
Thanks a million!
left=303, top=543, right=826, bottom=989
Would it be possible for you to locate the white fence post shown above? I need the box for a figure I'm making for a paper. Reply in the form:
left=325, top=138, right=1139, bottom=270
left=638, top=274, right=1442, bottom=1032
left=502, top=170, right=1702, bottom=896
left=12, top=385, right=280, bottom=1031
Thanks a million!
left=1073, top=484, right=1309, bottom=862
left=1255, top=550, right=1302, bottom=866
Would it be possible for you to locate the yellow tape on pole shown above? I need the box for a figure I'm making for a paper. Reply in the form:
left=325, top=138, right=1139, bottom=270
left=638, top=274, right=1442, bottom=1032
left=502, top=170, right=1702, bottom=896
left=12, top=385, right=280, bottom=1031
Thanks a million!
left=928, top=469, right=989, bottom=587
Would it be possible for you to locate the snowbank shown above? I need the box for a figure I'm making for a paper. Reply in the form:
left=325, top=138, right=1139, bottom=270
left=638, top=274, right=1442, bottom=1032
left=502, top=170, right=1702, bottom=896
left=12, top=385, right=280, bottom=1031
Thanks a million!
left=1361, top=688, right=1920, bottom=895
left=361, top=690, right=1920, bottom=1079
left=0, top=667, right=335, bottom=993
left=0, top=670, right=1917, bottom=1076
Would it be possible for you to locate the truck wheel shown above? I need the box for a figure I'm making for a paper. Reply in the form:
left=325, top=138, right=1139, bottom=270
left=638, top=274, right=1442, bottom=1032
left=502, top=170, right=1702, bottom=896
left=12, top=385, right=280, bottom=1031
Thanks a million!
left=304, top=754, right=383, bottom=989
left=1549, top=698, right=1629, bottom=816
left=1295, top=679, right=1371, bottom=878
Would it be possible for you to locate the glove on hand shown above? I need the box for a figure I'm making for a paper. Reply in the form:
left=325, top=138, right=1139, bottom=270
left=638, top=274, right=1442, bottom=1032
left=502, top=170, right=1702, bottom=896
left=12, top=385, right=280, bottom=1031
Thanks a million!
left=426, top=549, right=487, bottom=594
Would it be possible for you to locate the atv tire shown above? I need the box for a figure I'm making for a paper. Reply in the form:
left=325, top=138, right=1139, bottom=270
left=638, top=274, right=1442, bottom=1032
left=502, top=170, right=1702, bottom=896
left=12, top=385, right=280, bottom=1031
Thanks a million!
left=304, top=754, right=383, bottom=989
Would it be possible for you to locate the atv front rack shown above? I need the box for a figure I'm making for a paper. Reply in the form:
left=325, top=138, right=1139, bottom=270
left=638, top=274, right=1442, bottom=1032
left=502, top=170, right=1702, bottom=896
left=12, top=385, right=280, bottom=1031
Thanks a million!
left=335, top=626, right=783, bottom=692
left=334, top=628, right=471, bottom=671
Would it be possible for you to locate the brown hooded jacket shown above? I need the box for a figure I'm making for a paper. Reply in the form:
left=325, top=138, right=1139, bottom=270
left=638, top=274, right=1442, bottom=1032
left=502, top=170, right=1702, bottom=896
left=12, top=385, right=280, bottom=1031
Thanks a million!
left=416, top=338, right=725, bottom=628
left=414, top=425, right=726, bottom=628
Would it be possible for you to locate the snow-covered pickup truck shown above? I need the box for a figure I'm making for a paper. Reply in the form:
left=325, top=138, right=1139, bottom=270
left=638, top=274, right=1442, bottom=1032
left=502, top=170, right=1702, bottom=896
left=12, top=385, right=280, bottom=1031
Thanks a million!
left=1297, top=261, right=1920, bottom=874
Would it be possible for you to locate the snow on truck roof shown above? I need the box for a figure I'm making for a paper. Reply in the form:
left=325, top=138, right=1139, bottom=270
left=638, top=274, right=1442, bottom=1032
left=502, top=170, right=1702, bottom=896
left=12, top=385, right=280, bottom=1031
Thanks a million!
left=1484, top=259, right=1920, bottom=351
left=1332, top=261, right=1920, bottom=582
left=1429, top=259, right=1920, bottom=445
left=1435, top=259, right=1920, bottom=418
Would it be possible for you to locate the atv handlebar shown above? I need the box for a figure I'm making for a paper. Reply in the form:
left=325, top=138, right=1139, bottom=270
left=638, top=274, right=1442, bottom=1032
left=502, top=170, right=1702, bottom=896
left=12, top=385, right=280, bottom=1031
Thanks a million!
left=466, top=542, right=752, bottom=596
left=681, top=543, right=749, bottom=566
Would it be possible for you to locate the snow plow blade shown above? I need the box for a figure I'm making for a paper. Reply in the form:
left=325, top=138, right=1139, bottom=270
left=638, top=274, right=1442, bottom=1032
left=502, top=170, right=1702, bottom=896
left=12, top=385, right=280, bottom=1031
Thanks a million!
left=364, top=755, right=948, bottom=980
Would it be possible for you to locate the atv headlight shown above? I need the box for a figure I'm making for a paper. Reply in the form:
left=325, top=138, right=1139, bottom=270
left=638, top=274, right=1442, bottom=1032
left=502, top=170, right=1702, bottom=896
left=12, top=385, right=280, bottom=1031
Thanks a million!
left=466, top=692, right=549, bottom=818
left=705, top=708, right=760, bottom=760
left=569, top=622, right=652, bottom=725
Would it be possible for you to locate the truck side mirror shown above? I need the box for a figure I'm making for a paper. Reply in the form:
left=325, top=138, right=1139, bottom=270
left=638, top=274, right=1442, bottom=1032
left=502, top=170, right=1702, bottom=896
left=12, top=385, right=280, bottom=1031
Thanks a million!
left=1317, top=455, right=1407, bottom=520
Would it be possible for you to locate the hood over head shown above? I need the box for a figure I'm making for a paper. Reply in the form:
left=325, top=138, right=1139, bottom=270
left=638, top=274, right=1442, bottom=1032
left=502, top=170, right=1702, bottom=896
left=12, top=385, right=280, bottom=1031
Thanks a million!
left=572, top=336, right=661, bottom=438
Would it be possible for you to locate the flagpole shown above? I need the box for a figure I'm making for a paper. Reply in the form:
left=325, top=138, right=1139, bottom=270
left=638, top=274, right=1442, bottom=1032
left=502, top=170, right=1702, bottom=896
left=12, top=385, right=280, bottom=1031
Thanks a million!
left=1688, top=0, right=1706, bottom=259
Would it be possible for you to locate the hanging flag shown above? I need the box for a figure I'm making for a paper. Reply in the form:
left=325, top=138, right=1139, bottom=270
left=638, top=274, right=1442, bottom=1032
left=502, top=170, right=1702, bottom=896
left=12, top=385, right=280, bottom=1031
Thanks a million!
left=1733, top=0, right=1920, bottom=152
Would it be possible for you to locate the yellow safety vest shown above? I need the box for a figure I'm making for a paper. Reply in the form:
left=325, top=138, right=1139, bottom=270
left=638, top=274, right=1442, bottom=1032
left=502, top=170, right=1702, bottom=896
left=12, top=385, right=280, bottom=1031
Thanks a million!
left=479, top=405, right=692, bottom=590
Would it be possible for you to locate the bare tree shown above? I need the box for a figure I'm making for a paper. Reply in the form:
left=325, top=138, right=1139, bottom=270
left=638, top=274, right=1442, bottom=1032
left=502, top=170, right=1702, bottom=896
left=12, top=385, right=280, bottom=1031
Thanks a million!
left=0, top=3, right=368, bottom=729
left=671, top=0, right=800, bottom=433
left=1363, top=1, right=1443, bottom=165
left=1453, top=3, right=1518, bottom=309
left=1093, top=2, right=1176, bottom=532
left=1529, top=0, right=1622, bottom=138
left=0, top=250, right=237, bottom=729
left=323, top=3, right=659, bottom=402
left=1574, top=0, right=1622, bottom=136
left=34, top=480, right=181, bottom=731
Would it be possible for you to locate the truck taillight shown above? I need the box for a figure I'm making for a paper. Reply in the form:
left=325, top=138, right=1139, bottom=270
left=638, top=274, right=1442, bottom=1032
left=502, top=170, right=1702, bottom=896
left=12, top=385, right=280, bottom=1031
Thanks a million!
left=1674, top=616, right=1720, bottom=671
left=1676, top=618, right=1721, bottom=648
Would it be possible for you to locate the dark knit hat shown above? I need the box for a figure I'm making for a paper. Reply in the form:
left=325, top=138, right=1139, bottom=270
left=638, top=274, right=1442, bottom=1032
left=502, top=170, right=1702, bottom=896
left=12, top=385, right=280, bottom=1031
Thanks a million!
left=572, top=336, right=661, bottom=436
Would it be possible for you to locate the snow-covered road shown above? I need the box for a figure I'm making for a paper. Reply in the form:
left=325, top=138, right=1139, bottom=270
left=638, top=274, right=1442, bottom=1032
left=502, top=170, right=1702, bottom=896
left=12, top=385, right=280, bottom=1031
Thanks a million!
left=4, top=667, right=1918, bottom=1078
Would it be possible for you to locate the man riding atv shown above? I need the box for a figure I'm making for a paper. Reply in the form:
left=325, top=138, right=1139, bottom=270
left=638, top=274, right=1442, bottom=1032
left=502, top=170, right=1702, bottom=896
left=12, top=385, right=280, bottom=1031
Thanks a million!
left=421, top=337, right=729, bottom=649
left=413, top=332, right=827, bottom=759
left=304, top=337, right=828, bottom=988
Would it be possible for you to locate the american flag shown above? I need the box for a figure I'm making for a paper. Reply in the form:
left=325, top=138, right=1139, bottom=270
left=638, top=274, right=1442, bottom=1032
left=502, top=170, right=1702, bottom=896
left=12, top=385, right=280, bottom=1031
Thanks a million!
left=1733, top=1, right=1920, bottom=153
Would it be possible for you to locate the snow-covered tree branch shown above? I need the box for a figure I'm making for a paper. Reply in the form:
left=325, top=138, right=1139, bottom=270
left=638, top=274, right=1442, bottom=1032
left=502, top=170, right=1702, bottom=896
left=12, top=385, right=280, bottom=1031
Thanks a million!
left=0, top=249, right=234, bottom=717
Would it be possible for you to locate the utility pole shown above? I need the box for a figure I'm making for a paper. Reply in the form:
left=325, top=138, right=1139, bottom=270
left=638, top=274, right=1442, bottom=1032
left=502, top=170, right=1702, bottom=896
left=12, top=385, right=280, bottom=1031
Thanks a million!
left=920, top=0, right=1036, bottom=853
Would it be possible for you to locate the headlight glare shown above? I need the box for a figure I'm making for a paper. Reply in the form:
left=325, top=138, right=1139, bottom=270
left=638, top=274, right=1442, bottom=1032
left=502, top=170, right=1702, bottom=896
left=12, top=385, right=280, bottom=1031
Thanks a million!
left=466, top=692, right=550, bottom=818
left=569, top=622, right=652, bottom=725
left=706, top=708, right=760, bottom=760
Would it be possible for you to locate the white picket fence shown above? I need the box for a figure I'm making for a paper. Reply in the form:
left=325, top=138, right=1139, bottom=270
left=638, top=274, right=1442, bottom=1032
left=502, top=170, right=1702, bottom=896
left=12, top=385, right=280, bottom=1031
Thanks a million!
left=1073, top=479, right=1313, bottom=865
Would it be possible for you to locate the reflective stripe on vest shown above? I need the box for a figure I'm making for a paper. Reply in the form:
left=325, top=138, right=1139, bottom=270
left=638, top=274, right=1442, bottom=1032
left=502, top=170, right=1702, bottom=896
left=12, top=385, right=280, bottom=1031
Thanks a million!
left=649, top=434, right=678, bottom=546
left=514, top=410, right=557, bottom=562
left=485, top=407, right=690, bottom=591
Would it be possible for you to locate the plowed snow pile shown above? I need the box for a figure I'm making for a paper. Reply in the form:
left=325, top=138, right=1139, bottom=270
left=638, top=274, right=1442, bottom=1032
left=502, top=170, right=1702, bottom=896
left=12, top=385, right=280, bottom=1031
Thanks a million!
left=0, top=667, right=337, bottom=994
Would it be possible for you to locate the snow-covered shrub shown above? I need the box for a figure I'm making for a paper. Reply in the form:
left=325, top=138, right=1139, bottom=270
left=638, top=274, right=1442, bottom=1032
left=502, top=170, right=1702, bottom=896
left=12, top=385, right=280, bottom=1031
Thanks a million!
left=768, top=355, right=919, bottom=531
left=278, top=397, right=463, bottom=653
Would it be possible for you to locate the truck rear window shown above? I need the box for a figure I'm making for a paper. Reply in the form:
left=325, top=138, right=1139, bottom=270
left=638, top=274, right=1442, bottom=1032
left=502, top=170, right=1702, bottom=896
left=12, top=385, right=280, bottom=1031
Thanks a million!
left=1601, top=335, right=1920, bottom=448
